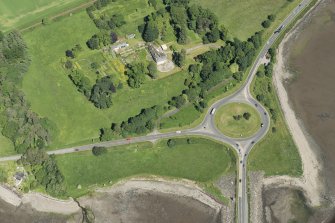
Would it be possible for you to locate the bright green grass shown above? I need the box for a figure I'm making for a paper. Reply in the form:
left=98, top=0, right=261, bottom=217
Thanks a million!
left=214, top=103, right=261, bottom=138
left=0, top=0, right=90, bottom=31
left=191, top=0, right=299, bottom=40
left=22, top=11, right=187, bottom=149
left=160, top=105, right=201, bottom=129
left=56, top=137, right=236, bottom=197
left=248, top=70, right=302, bottom=176
left=0, top=132, right=15, bottom=156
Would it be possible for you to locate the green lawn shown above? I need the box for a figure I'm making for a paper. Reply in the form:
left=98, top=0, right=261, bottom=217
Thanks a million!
left=0, top=0, right=91, bottom=31
left=191, top=0, right=300, bottom=40
left=56, top=137, right=236, bottom=197
left=160, top=105, right=202, bottom=129
left=215, top=103, right=261, bottom=138
left=22, top=11, right=187, bottom=149
left=0, top=133, right=15, bottom=156
left=248, top=68, right=302, bottom=176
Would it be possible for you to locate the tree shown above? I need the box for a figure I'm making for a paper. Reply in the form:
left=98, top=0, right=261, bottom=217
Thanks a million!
left=172, top=49, right=186, bottom=67
left=108, top=14, right=126, bottom=29
left=42, top=17, right=51, bottom=25
left=92, top=146, right=107, bottom=156
left=167, top=139, right=176, bottom=147
left=243, top=112, right=251, bottom=120
left=142, top=21, right=159, bottom=42
left=110, top=32, right=118, bottom=43
left=65, top=60, right=73, bottom=69
left=169, top=95, right=186, bottom=108
left=126, top=62, right=147, bottom=88
left=90, top=76, right=115, bottom=109
left=205, top=28, right=220, bottom=43
left=262, top=19, right=271, bottom=28
left=147, top=61, right=158, bottom=79
left=268, top=14, right=276, bottom=21
left=0, top=31, right=4, bottom=41
left=65, top=50, right=74, bottom=58
left=86, top=35, right=100, bottom=49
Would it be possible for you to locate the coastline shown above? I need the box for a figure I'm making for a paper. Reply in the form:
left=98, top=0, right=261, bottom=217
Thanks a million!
left=0, top=185, right=80, bottom=215
left=269, top=2, right=325, bottom=206
left=0, top=177, right=233, bottom=221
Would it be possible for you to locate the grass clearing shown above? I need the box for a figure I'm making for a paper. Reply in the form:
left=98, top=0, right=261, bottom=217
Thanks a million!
left=191, top=0, right=301, bottom=40
left=214, top=103, right=261, bottom=138
left=0, top=133, right=15, bottom=156
left=22, top=11, right=187, bottom=149
left=160, top=105, right=202, bottom=129
left=0, top=0, right=91, bottom=32
left=56, top=137, right=236, bottom=198
left=248, top=68, right=302, bottom=176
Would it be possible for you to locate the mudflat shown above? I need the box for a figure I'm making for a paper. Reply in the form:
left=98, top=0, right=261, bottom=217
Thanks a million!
left=286, top=0, right=335, bottom=199
left=79, top=179, right=224, bottom=223
left=0, top=199, right=80, bottom=223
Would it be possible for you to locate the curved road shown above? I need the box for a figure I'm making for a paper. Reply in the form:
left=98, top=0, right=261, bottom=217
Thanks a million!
left=0, top=1, right=311, bottom=222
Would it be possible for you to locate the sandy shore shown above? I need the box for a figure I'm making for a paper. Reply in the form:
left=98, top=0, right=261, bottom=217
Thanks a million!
left=97, top=177, right=224, bottom=211
left=0, top=185, right=80, bottom=214
left=80, top=177, right=232, bottom=223
left=270, top=5, right=324, bottom=206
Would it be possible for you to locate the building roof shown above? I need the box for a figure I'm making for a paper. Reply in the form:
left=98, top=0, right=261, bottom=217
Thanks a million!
left=148, top=44, right=167, bottom=63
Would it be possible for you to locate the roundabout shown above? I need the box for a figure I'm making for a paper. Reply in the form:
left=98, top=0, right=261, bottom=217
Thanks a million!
left=214, top=103, right=261, bottom=138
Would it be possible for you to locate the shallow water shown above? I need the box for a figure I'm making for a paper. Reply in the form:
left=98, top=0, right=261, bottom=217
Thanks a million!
left=287, top=0, right=335, bottom=199
left=284, top=0, right=335, bottom=221
left=79, top=188, right=222, bottom=223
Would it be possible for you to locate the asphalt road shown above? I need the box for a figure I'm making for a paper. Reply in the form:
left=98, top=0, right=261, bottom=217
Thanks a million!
left=0, top=1, right=312, bottom=222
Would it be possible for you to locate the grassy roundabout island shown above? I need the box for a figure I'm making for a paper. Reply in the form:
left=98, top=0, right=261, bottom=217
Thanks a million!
left=214, top=103, right=261, bottom=138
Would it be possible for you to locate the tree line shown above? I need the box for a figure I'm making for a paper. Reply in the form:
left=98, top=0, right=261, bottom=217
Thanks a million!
left=0, top=31, right=64, bottom=196
left=100, top=105, right=163, bottom=140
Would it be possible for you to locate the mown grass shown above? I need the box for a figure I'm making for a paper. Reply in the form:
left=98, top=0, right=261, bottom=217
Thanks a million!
left=248, top=67, right=302, bottom=176
left=191, top=0, right=301, bottom=40
left=22, top=11, right=187, bottom=149
left=0, top=132, right=15, bottom=156
left=56, top=137, right=236, bottom=198
left=214, top=103, right=261, bottom=138
left=160, top=105, right=201, bottom=129
left=0, top=0, right=91, bottom=32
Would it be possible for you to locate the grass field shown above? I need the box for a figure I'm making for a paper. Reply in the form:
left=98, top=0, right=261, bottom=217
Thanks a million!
left=248, top=68, right=302, bottom=176
left=160, top=105, right=202, bottom=129
left=191, top=0, right=300, bottom=40
left=56, top=137, right=236, bottom=198
left=22, top=11, right=187, bottom=149
left=214, top=103, right=261, bottom=138
left=0, top=0, right=91, bottom=32
left=0, top=133, right=15, bottom=156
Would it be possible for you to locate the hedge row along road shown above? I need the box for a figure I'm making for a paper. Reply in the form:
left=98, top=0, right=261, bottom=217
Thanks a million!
left=0, top=0, right=312, bottom=222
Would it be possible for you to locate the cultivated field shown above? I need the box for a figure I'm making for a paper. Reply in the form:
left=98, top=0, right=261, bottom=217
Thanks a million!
left=0, top=0, right=91, bottom=31
left=56, top=138, right=236, bottom=197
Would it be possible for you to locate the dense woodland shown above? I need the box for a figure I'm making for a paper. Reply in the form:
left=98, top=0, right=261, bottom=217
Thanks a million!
left=0, top=31, right=64, bottom=196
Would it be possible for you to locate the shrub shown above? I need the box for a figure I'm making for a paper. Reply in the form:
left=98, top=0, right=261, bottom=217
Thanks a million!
left=167, top=139, right=176, bottom=148
left=92, top=146, right=107, bottom=156
left=243, top=112, right=251, bottom=120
